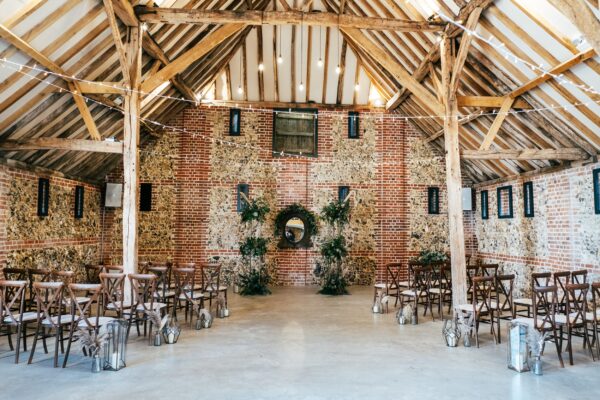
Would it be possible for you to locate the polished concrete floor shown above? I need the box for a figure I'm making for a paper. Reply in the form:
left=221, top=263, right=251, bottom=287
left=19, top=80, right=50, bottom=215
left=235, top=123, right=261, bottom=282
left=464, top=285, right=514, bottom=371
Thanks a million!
left=0, top=286, right=598, bottom=400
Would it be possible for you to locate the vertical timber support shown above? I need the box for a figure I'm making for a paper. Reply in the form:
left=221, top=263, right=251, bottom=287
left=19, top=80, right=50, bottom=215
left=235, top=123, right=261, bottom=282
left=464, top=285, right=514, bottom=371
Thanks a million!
left=122, top=26, right=142, bottom=300
left=440, top=36, right=467, bottom=307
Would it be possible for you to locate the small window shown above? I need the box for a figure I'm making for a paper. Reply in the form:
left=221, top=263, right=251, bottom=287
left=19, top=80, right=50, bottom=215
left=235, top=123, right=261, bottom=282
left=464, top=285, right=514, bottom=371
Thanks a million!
left=237, top=183, right=249, bottom=212
left=74, top=186, right=84, bottom=219
left=497, top=185, right=513, bottom=219
left=348, top=112, right=359, bottom=139
left=37, top=178, right=50, bottom=217
left=523, top=181, right=534, bottom=218
left=338, top=186, right=350, bottom=202
left=229, top=108, right=241, bottom=136
left=273, top=109, right=317, bottom=156
left=481, top=190, right=489, bottom=220
left=140, top=183, right=152, bottom=212
left=594, top=168, right=600, bottom=215
left=428, top=187, right=440, bottom=215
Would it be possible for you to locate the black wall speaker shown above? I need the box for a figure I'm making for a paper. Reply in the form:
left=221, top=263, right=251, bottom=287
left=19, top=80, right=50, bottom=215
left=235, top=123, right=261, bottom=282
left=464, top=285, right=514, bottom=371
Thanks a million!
left=37, top=178, right=50, bottom=217
left=74, top=185, right=84, bottom=219
left=140, top=183, right=152, bottom=212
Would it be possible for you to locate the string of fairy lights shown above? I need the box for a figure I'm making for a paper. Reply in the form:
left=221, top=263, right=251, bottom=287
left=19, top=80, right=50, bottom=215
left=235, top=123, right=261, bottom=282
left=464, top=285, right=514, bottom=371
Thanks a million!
left=0, top=8, right=598, bottom=162
left=1, top=57, right=599, bottom=163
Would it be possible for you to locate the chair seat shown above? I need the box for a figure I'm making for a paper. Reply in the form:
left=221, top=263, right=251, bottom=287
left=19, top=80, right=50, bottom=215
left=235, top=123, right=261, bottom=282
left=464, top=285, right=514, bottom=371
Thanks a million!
left=42, top=315, right=75, bottom=326
left=63, top=297, right=90, bottom=306
left=398, top=281, right=409, bottom=287
left=513, top=317, right=553, bottom=330
left=585, top=310, right=600, bottom=322
left=3, top=311, right=38, bottom=323
left=554, top=312, right=583, bottom=325
left=374, top=283, right=391, bottom=289
left=514, top=298, right=532, bottom=306
left=401, top=290, right=427, bottom=297
left=106, top=301, right=132, bottom=310
left=123, top=302, right=167, bottom=314
left=455, top=303, right=487, bottom=312
left=429, top=288, right=450, bottom=294
left=78, top=316, right=115, bottom=328
left=179, top=291, right=204, bottom=300
left=205, top=286, right=228, bottom=292
left=154, top=290, right=176, bottom=298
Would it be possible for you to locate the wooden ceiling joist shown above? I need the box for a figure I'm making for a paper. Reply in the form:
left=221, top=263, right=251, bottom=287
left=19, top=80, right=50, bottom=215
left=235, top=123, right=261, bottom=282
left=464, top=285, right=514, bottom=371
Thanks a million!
left=0, top=138, right=123, bottom=153
left=136, top=7, right=446, bottom=31
left=461, top=148, right=590, bottom=160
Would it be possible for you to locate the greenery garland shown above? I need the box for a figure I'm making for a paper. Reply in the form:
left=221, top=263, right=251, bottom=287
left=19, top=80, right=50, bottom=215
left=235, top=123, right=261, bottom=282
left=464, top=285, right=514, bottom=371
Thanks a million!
left=239, top=237, right=268, bottom=258
left=415, top=250, right=448, bottom=264
left=274, top=203, right=318, bottom=237
left=240, top=198, right=270, bottom=224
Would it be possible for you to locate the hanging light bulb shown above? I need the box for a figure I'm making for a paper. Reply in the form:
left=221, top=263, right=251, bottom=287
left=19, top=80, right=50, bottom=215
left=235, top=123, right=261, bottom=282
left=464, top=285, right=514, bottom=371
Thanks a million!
left=237, top=85, right=243, bottom=94
left=354, top=83, right=360, bottom=92
left=317, top=58, right=323, bottom=68
left=258, top=63, right=264, bottom=72
left=335, top=65, right=341, bottom=74
left=141, top=23, right=148, bottom=32
left=299, top=82, right=305, bottom=91
left=277, top=55, right=283, bottom=64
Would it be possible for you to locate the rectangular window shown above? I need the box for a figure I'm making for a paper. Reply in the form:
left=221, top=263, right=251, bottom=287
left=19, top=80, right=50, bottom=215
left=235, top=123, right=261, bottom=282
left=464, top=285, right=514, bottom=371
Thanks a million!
left=273, top=109, right=317, bottom=156
left=594, top=168, right=600, bottom=215
left=229, top=108, right=241, bottom=136
left=140, top=183, right=152, bottom=212
left=523, top=181, right=534, bottom=218
left=481, top=190, right=489, bottom=220
left=237, top=183, right=249, bottom=212
left=37, top=178, right=50, bottom=217
left=338, top=186, right=350, bottom=202
left=348, top=112, right=359, bottom=139
left=497, top=185, right=514, bottom=219
left=74, top=186, right=84, bottom=219
left=428, top=187, right=440, bottom=214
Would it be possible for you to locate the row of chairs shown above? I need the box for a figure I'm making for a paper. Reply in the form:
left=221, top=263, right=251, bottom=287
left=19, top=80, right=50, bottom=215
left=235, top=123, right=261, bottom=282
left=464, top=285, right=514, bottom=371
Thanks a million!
left=0, top=262, right=228, bottom=367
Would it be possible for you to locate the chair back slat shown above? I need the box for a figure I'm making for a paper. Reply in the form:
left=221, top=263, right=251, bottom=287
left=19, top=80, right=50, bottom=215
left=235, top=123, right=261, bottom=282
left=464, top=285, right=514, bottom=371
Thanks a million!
left=496, top=274, right=515, bottom=313
left=201, top=264, right=221, bottom=292
left=32, top=282, right=65, bottom=329
left=571, top=270, right=588, bottom=285
left=565, top=283, right=588, bottom=326
left=129, top=274, right=157, bottom=313
left=65, top=283, right=102, bottom=329
left=0, top=280, right=27, bottom=325
left=473, top=276, right=494, bottom=314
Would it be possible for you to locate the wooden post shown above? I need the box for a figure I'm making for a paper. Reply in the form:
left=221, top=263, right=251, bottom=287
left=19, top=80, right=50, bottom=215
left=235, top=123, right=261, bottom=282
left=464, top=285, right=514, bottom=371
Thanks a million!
left=440, top=36, right=467, bottom=307
left=122, top=26, right=142, bottom=300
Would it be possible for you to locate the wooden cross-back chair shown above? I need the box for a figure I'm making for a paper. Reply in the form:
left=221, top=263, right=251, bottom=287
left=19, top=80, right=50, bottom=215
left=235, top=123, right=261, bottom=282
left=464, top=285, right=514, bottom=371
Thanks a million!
left=126, top=274, right=165, bottom=339
left=456, top=276, right=499, bottom=347
left=466, top=264, right=482, bottom=301
left=173, top=267, right=203, bottom=325
left=553, top=271, right=571, bottom=313
left=399, top=266, right=433, bottom=324
left=494, top=274, right=515, bottom=319
left=2, top=268, right=27, bottom=282
left=27, top=268, right=51, bottom=311
left=84, top=265, right=103, bottom=284
left=514, top=272, right=552, bottom=317
left=148, top=266, right=175, bottom=311
left=28, top=282, right=71, bottom=368
left=373, top=263, right=402, bottom=309
left=428, top=262, right=452, bottom=319
left=571, top=270, right=588, bottom=285
left=515, top=285, right=565, bottom=368
left=100, top=272, right=126, bottom=318
left=588, top=283, right=600, bottom=360
left=62, top=283, right=112, bottom=368
left=558, top=283, right=594, bottom=365
left=201, top=264, right=227, bottom=311
left=0, top=280, right=31, bottom=363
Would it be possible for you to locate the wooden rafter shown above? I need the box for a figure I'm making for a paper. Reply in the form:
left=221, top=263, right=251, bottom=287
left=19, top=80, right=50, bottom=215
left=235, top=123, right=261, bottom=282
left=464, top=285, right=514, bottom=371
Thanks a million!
left=0, top=23, right=101, bottom=140
left=547, top=0, right=600, bottom=56
left=136, top=8, right=446, bottom=31
left=0, top=138, right=123, bottom=153
left=461, top=148, right=590, bottom=160
left=449, top=7, right=482, bottom=96
left=103, top=0, right=130, bottom=87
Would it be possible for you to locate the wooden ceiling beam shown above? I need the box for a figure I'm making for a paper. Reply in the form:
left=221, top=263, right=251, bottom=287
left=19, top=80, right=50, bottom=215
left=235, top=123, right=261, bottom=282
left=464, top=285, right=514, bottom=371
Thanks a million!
left=449, top=7, right=483, bottom=96
left=0, top=138, right=123, bottom=153
left=103, top=0, right=130, bottom=87
left=111, top=0, right=139, bottom=27
left=141, top=23, right=246, bottom=93
left=457, top=95, right=531, bottom=109
left=547, top=0, right=600, bottom=56
left=201, top=99, right=381, bottom=110
left=136, top=8, right=446, bottom=31
left=462, top=148, right=589, bottom=160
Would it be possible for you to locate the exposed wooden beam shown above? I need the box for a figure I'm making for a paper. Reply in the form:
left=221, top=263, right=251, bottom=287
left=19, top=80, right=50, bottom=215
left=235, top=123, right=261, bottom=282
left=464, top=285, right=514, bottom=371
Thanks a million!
left=0, top=138, right=123, bottom=153
left=425, top=113, right=482, bottom=143
left=342, top=27, right=442, bottom=114
left=449, top=7, right=482, bottom=95
left=77, top=81, right=127, bottom=94
left=509, top=48, right=595, bottom=98
left=461, top=148, right=590, bottom=160
left=0, top=156, right=101, bottom=186
left=336, top=40, right=348, bottom=104
left=112, top=0, right=139, bottom=27
left=136, top=8, right=446, bottom=31
left=457, top=95, right=531, bottom=109
left=141, top=23, right=246, bottom=94
left=547, top=0, right=600, bottom=56
left=277, top=0, right=291, bottom=11
left=201, top=99, right=380, bottom=110
left=103, top=0, right=130, bottom=86
left=441, top=35, right=467, bottom=307
left=479, top=96, right=515, bottom=150
left=0, top=23, right=101, bottom=140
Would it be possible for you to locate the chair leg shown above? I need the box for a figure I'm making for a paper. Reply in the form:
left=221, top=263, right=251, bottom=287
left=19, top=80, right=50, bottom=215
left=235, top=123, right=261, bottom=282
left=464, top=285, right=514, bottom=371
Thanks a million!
left=475, top=315, right=480, bottom=348
left=15, top=323, right=23, bottom=364
left=62, top=323, right=76, bottom=368
left=553, top=326, right=565, bottom=368
left=53, top=327, right=60, bottom=368
left=42, top=327, right=48, bottom=354
left=7, top=325, right=14, bottom=351
left=28, top=322, right=41, bottom=365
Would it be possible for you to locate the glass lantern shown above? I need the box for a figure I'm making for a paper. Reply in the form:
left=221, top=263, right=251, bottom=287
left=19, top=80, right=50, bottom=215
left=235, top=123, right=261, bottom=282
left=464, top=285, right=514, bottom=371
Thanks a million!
left=507, top=321, right=530, bottom=372
left=104, top=319, right=128, bottom=371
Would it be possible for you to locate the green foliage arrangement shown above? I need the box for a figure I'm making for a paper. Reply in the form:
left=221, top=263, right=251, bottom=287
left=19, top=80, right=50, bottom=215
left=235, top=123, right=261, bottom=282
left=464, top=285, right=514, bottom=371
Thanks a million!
left=239, top=237, right=268, bottom=258
left=238, top=196, right=271, bottom=296
left=314, top=199, right=352, bottom=295
left=238, top=267, right=271, bottom=296
left=241, top=199, right=270, bottom=224
left=274, top=203, right=318, bottom=237
left=416, top=250, right=448, bottom=264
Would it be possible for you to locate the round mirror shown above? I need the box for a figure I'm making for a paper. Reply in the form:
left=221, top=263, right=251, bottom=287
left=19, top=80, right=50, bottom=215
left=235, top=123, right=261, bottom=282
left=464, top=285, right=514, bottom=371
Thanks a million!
left=284, top=217, right=305, bottom=244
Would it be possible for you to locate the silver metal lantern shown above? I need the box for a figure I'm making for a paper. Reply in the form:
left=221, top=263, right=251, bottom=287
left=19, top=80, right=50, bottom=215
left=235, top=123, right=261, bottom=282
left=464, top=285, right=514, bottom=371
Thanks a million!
left=507, top=321, right=530, bottom=372
left=104, top=319, right=128, bottom=371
